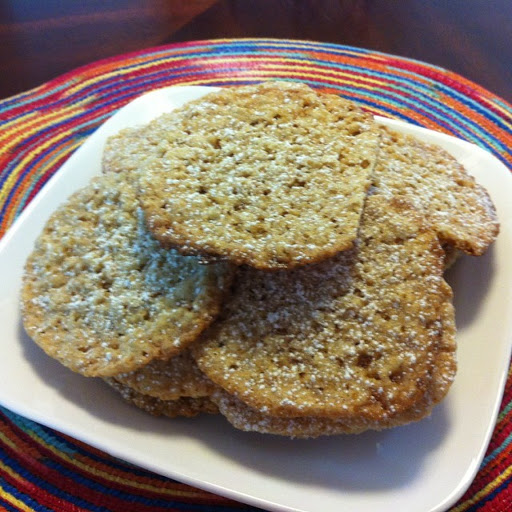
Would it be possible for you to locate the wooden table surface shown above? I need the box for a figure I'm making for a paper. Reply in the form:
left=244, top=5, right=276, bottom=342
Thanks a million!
left=0, top=0, right=511, bottom=102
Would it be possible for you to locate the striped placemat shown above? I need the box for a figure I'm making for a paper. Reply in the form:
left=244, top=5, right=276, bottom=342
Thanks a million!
left=0, top=38, right=511, bottom=511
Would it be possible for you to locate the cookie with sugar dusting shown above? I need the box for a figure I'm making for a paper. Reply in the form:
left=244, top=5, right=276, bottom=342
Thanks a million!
left=136, top=81, right=381, bottom=270
left=375, top=127, right=499, bottom=256
left=112, top=349, right=215, bottom=400
left=193, top=194, right=454, bottom=422
left=211, top=376, right=444, bottom=437
left=210, top=283, right=456, bottom=437
left=102, top=124, right=159, bottom=175
left=21, top=172, right=234, bottom=377
left=104, top=378, right=218, bottom=418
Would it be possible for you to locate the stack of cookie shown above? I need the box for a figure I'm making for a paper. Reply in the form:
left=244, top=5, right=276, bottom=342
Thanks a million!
left=21, top=82, right=499, bottom=437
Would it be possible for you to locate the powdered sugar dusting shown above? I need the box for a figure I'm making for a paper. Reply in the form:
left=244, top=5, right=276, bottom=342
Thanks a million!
left=21, top=172, right=233, bottom=377
left=374, top=128, right=499, bottom=255
left=137, top=81, right=381, bottom=269
left=194, top=194, right=456, bottom=423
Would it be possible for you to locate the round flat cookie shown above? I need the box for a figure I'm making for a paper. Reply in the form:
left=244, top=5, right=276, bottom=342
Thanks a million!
left=21, top=172, right=234, bottom=377
left=137, top=81, right=381, bottom=269
left=211, top=283, right=456, bottom=438
left=113, top=349, right=215, bottom=400
left=104, top=378, right=218, bottom=418
left=375, top=127, right=499, bottom=256
left=193, top=194, right=454, bottom=421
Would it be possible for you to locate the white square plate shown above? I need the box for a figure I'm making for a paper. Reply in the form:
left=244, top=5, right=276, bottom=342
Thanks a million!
left=1, top=86, right=511, bottom=512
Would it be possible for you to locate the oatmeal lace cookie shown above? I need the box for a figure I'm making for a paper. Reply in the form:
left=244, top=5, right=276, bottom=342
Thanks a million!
left=210, top=283, right=456, bottom=437
left=136, top=81, right=381, bottom=269
left=21, top=172, right=234, bottom=377
left=112, top=349, right=215, bottom=400
left=193, top=194, right=455, bottom=423
left=104, top=378, right=218, bottom=418
left=374, top=127, right=499, bottom=255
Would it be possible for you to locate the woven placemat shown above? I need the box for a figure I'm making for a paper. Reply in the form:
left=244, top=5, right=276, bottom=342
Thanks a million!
left=0, top=38, right=511, bottom=512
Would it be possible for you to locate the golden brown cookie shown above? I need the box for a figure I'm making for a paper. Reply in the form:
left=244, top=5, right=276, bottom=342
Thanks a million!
left=210, top=379, right=445, bottom=438
left=210, top=282, right=456, bottom=437
left=112, top=350, right=215, bottom=400
left=21, top=172, right=234, bottom=377
left=102, top=124, right=159, bottom=175
left=375, top=127, right=499, bottom=256
left=193, top=194, right=454, bottom=423
left=104, top=378, right=218, bottom=418
left=136, top=81, right=381, bottom=269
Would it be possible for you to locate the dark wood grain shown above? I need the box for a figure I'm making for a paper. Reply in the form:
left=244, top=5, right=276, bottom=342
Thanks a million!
left=0, top=0, right=217, bottom=97
left=0, top=0, right=510, bottom=101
